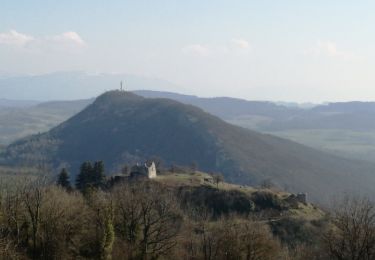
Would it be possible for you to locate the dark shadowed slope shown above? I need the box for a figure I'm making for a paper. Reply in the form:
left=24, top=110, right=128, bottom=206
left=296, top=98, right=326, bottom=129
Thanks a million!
left=3, top=90, right=375, bottom=203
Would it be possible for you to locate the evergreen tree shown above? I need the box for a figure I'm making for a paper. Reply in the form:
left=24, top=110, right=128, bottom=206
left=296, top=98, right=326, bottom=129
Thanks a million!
left=57, top=168, right=71, bottom=190
left=76, top=161, right=106, bottom=192
left=121, top=164, right=129, bottom=175
left=76, top=161, right=92, bottom=191
left=93, top=161, right=105, bottom=188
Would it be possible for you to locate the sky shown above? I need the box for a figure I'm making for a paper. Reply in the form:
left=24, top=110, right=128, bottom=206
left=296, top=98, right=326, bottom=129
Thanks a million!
left=1, top=0, right=375, bottom=102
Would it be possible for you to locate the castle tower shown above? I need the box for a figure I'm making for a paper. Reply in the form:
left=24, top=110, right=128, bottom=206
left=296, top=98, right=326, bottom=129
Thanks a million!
left=145, top=162, right=157, bottom=178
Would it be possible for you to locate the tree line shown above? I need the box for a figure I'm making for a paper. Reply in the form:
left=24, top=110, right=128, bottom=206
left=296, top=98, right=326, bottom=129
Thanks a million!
left=57, top=161, right=106, bottom=193
left=0, top=162, right=374, bottom=259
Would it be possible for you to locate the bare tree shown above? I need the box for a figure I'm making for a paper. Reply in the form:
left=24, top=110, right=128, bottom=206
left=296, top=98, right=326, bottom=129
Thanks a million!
left=236, top=219, right=283, bottom=260
left=87, top=190, right=115, bottom=260
left=180, top=216, right=284, bottom=260
left=190, top=162, right=198, bottom=174
left=22, top=180, right=45, bottom=259
left=261, top=178, right=274, bottom=189
left=323, top=195, right=375, bottom=260
left=113, top=183, right=142, bottom=258
left=112, top=182, right=183, bottom=259
left=212, top=173, right=224, bottom=189
left=38, top=187, right=89, bottom=259
left=0, top=238, right=19, bottom=259
left=2, top=179, right=28, bottom=246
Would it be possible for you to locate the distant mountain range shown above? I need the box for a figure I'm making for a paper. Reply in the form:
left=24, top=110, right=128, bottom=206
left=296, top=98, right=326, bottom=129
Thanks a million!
left=3, top=90, right=375, bottom=203
left=133, top=90, right=303, bottom=120
left=2, top=89, right=375, bottom=161
left=0, top=71, right=182, bottom=100
left=134, top=90, right=375, bottom=131
left=0, top=99, right=40, bottom=108
left=134, top=91, right=375, bottom=162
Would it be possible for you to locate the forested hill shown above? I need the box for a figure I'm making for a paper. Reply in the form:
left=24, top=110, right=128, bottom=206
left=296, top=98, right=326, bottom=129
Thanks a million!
left=3, top=90, right=375, bottom=203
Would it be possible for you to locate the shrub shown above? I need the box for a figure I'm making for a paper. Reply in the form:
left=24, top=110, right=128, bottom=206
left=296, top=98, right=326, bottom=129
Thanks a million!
left=251, top=191, right=286, bottom=211
left=178, top=186, right=255, bottom=218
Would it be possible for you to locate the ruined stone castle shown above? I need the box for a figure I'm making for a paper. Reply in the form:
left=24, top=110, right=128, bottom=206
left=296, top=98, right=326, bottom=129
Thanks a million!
left=130, top=161, right=157, bottom=179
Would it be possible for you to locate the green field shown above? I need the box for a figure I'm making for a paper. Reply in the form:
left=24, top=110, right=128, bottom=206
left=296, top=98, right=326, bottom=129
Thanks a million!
left=0, top=109, right=73, bottom=145
left=268, top=129, right=375, bottom=162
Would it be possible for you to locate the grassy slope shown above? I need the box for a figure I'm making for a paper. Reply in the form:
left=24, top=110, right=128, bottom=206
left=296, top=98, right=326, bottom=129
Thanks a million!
left=264, top=129, right=375, bottom=162
left=229, top=115, right=375, bottom=163
left=154, top=171, right=325, bottom=221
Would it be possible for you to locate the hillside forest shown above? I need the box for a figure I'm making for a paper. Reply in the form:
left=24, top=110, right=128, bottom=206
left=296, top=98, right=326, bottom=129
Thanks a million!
left=0, top=161, right=374, bottom=260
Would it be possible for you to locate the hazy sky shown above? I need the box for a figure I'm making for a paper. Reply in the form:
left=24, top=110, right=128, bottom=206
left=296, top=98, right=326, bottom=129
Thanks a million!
left=1, top=0, right=375, bottom=102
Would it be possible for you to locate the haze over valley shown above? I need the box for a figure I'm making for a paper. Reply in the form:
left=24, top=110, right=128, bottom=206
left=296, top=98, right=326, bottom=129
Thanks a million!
left=2, top=71, right=375, bottom=163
